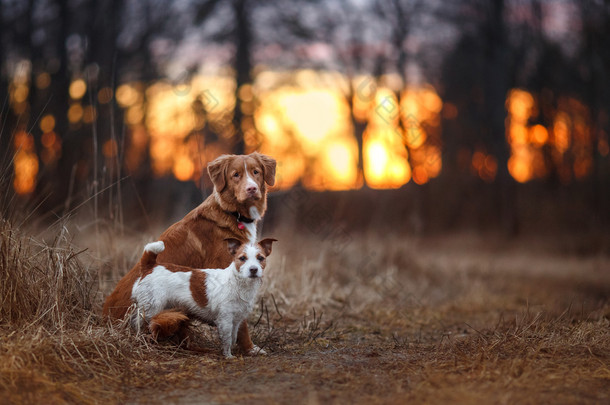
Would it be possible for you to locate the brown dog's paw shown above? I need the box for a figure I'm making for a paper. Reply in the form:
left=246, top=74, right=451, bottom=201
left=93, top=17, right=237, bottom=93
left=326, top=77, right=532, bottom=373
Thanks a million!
left=247, top=345, right=267, bottom=356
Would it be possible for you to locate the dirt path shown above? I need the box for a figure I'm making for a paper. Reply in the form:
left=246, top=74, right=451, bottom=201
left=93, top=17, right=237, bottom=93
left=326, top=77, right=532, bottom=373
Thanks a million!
left=125, top=236, right=610, bottom=404
left=130, top=322, right=609, bottom=404
left=3, top=234, right=608, bottom=404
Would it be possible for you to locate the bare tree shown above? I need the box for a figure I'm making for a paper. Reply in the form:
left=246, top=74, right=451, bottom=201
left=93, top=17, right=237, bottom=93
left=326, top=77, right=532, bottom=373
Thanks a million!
left=194, top=0, right=255, bottom=155
left=439, top=0, right=517, bottom=235
left=0, top=0, right=9, bottom=160
left=269, top=0, right=386, bottom=186
left=578, top=0, right=610, bottom=229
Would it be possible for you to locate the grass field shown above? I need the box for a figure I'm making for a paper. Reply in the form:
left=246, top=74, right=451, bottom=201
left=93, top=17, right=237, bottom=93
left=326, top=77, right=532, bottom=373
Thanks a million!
left=1, top=212, right=609, bottom=404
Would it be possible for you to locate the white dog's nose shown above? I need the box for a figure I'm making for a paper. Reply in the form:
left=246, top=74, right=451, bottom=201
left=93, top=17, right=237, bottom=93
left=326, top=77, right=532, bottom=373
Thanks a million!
left=249, top=267, right=258, bottom=277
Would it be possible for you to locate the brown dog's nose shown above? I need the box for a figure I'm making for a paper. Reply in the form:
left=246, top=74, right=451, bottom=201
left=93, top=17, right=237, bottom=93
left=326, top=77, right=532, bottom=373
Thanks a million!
left=247, top=185, right=258, bottom=194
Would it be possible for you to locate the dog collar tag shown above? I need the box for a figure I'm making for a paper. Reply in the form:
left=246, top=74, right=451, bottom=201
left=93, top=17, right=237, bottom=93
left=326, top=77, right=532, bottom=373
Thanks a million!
left=237, top=222, right=245, bottom=230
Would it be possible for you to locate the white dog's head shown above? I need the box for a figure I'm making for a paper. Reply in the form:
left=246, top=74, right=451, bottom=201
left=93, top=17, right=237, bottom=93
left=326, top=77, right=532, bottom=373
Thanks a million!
left=226, top=238, right=276, bottom=279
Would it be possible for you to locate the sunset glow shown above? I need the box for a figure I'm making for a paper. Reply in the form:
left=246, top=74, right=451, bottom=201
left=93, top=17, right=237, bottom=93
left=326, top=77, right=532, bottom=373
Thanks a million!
left=69, top=79, right=87, bottom=100
left=280, top=90, right=343, bottom=147
left=8, top=70, right=598, bottom=195
left=125, top=74, right=444, bottom=190
left=324, top=143, right=359, bottom=188
left=254, top=75, right=358, bottom=190
left=507, top=89, right=537, bottom=183
left=506, top=89, right=593, bottom=183
left=13, top=131, right=39, bottom=195
left=364, top=127, right=411, bottom=189
left=471, top=150, right=498, bottom=182
left=143, top=75, right=234, bottom=177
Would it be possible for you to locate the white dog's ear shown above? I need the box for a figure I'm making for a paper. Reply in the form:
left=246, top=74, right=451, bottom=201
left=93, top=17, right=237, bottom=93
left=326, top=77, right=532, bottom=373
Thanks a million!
left=258, top=238, right=277, bottom=257
left=251, top=152, right=276, bottom=186
left=207, top=154, right=233, bottom=192
left=225, top=238, right=242, bottom=256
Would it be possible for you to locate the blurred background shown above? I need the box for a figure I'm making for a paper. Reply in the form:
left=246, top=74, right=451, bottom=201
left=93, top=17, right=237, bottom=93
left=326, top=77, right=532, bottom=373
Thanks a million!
left=1, top=0, right=608, bottom=239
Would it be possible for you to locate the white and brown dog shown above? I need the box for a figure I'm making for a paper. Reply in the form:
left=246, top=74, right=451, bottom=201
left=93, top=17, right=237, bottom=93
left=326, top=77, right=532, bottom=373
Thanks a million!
left=131, top=237, right=276, bottom=358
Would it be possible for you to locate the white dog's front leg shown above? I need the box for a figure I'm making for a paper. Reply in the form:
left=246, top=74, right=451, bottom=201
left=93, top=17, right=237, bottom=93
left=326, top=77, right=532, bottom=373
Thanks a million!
left=231, top=319, right=241, bottom=346
left=217, top=317, right=234, bottom=359
left=130, top=305, right=146, bottom=334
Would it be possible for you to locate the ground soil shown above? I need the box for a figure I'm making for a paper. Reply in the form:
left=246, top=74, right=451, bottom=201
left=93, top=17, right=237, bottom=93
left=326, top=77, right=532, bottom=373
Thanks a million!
left=124, top=233, right=610, bottom=404
left=2, top=232, right=609, bottom=404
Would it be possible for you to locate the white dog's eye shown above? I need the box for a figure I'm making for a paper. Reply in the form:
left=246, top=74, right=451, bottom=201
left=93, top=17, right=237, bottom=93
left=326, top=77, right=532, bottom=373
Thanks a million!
left=257, top=255, right=264, bottom=262
left=239, top=256, right=247, bottom=261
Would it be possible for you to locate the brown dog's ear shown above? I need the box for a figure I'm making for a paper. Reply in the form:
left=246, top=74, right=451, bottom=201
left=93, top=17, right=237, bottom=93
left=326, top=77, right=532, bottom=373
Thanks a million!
left=258, top=238, right=277, bottom=257
left=225, top=238, right=243, bottom=256
left=252, top=152, right=276, bottom=186
left=207, top=155, right=232, bottom=192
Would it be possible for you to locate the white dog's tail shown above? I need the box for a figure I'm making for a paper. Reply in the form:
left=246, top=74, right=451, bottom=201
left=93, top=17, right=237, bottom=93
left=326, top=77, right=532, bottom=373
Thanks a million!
left=140, top=241, right=165, bottom=270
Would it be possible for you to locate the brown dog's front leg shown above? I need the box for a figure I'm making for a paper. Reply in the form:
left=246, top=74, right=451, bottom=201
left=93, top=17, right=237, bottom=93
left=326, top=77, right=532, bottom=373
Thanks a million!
left=237, top=320, right=268, bottom=356
left=236, top=320, right=253, bottom=352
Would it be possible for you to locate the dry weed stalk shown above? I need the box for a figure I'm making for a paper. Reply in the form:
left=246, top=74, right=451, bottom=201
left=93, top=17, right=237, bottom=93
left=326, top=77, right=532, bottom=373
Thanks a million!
left=0, top=215, right=192, bottom=403
left=0, top=220, right=95, bottom=330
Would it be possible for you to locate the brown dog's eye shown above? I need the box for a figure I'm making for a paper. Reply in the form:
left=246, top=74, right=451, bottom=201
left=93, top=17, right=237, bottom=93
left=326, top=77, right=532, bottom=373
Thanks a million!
left=233, top=172, right=240, bottom=178
left=253, top=169, right=259, bottom=175
left=257, top=255, right=264, bottom=262
left=239, top=256, right=247, bottom=261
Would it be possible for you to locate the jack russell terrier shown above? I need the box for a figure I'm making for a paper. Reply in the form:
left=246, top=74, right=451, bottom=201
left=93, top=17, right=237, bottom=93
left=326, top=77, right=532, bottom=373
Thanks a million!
left=131, top=237, right=276, bottom=358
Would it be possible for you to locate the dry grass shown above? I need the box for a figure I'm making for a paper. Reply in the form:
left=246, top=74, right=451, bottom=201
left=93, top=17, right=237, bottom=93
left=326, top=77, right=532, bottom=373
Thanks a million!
left=1, top=206, right=609, bottom=404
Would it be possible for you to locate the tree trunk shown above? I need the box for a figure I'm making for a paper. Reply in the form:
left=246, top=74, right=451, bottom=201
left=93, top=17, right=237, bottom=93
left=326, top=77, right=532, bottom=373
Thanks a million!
left=484, top=0, right=518, bottom=236
left=0, top=1, right=11, bottom=165
left=231, top=0, right=251, bottom=155
left=54, top=0, right=75, bottom=209
left=348, top=81, right=367, bottom=188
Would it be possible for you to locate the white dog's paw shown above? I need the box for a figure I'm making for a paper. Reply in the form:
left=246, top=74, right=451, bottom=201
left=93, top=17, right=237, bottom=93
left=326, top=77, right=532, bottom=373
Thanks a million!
left=224, top=353, right=236, bottom=360
left=247, top=345, right=267, bottom=356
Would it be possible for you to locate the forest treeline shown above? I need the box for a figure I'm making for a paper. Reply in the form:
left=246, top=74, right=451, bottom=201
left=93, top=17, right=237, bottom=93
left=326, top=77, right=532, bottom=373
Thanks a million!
left=0, top=0, right=608, bottom=233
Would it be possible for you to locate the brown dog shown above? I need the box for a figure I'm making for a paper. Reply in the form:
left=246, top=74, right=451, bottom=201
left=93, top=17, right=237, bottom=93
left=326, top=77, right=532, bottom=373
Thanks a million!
left=103, top=152, right=276, bottom=355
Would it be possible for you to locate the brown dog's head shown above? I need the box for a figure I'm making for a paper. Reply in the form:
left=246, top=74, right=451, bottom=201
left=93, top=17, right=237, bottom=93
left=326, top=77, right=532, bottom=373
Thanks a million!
left=207, top=152, right=276, bottom=215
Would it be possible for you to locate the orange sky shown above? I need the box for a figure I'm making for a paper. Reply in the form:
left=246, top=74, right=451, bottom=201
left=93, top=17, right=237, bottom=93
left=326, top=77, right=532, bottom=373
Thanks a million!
left=9, top=69, right=599, bottom=195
